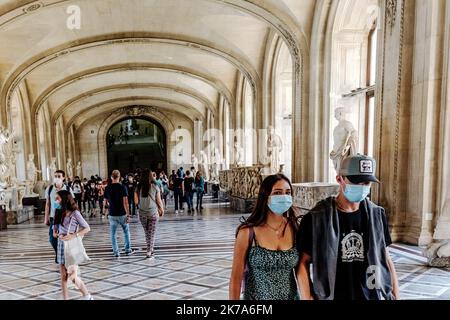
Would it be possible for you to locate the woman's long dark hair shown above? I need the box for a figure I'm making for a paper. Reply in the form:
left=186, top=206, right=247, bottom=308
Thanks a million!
left=236, top=174, right=299, bottom=237
left=54, top=190, right=78, bottom=227
left=137, top=168, right=157, bottom=196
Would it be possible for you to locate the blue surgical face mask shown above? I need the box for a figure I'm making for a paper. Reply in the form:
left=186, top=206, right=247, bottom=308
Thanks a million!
left=343, top=182, right=371, bottom=203
left=54, top=201, right=62, bottom=210
left=268, top=195, right=293, bottom=216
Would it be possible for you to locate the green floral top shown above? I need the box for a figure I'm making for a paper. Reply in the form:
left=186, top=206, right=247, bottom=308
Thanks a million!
left=243, top=227, right=300, bottom=300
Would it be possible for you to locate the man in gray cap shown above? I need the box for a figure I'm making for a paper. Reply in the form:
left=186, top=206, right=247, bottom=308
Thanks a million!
left=296, top=154, right=399, bottom=300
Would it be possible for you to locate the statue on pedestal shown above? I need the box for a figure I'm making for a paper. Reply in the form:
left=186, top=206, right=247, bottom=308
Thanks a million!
left=233, top=139, right=244, bottom=167
left=0, top=128, right=11, bottom=190
left=26, top=154, right=40, bottom=183
left=199, top=150, right=209, bottom=181
left=66, top=158, right=74, bottom=179
left=0, top=127, right=17, bottom=189
left=48, top=157, right=57, bottom=180
left=76, top=161, right=82, bottom=178
left=211, top=148, right=222, bottom=183
left=330, top=107, right=358, bottom=173
left=25, top=154, right=40, bottom=197
left=266, top=126, right=283, bottom=174
left=191, top=154, right=199, bottom=173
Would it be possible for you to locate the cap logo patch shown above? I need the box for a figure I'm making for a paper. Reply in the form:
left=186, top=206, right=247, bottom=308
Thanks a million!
left=360, top=160, right=373, bottom=173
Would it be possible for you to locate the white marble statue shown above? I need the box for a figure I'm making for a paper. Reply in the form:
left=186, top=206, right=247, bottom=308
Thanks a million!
left=266, top=125, right=283, bottom=174
left=329, top=107, right=358, bottom=173
left=211, top=148, right=222, bottom=182
left=0, top=128, right=11, bottom=189
left=66, top=158, right=74, bottom=179
left=26, top=154, right=40, bottom=183
left=233, top=140, right=244, bottom=167
left=48, top=157, right=57, bottom=179
left=199, top=150, right=209, bottom=181
left=76, top=161, right=82, bottom=178
left=191, top=154, right=199, bottom=172
left=0, top=127, right=17, bottom=189
left=25, top=154, right=40, bottom=197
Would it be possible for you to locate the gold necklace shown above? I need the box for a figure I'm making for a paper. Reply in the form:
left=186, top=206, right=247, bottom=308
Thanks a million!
left=265, top=219, right=287, bottom=237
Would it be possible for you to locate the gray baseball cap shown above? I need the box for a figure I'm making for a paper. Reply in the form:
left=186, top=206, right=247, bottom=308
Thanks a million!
left=338, top=154, right=380, bottom=183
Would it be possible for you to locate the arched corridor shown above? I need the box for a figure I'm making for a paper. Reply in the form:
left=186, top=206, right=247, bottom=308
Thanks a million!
left=0, top=0, right=449, bottom=301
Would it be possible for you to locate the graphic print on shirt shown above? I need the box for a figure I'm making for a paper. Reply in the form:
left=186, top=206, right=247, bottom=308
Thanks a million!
left=341, top=230, right=364, bottom=262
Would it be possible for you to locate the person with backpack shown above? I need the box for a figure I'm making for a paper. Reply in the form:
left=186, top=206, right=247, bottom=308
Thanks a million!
left=53, top=190, right=92, bottom=300
left=44, top=170, right=75, bottom=263
left=194, top=171, right=205, bottom=211
left=134, top=169, right=164, bottom=259
left=229, top=174, right=300, bottom=300
left=296, top=155, right=399, bottom=300
left=183, top=170, right=195, bottom=214
left=173, top=170, right=185, bottom=214
left=72, top=176, right=84, bottom=215
left=86, top=180, right=98, bottom=217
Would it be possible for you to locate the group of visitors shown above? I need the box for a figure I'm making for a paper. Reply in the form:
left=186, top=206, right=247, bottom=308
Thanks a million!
left=42, top=153, right=397, bottom=301
left=229, top=154, right=400, bottom=301
left=168, top=166, right=205, bottom=214
left=44, top=168, right=166, bottom=300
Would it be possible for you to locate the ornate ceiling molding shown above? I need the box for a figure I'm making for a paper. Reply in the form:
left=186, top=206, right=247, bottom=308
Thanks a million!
left=31, top=63, right=233, bottom=117
left=69, top=96, right=203, bottom=131
left=50, top=83, right=214, bottom=125
left=1, top=33, right=260, bottom=127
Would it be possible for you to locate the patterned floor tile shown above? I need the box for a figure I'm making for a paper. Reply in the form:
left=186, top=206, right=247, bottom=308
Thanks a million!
left=1, top=203, right=449, bottom=300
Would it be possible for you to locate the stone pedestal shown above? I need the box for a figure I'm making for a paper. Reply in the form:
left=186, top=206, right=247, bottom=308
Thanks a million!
left=292, top=182, right=340, bottom=216
left=22, top=196, right=41, bottom=215
left=6, top=205, right=34, bottom=224
left=229, top=196, right=255, bottom=213
left=227, top=166, right=267, bottom=213
left=218, top=190, right=229, bottom=202
left=429, top=257, right=450, bottom=268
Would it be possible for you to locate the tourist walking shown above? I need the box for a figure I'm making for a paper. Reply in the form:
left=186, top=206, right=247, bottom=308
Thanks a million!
left=53, top=190, right=92, bottom=300
left=183, top=170, right=195, bottom=214
left=229, top=174, right=300, bottom=300
left=135, top=169, right=164, bottom=259
left=104, top=170, right=134, bottom=257
left=194, top=171, right=205, bottom=211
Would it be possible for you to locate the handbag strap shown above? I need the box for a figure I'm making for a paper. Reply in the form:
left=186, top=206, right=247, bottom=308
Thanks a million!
left=67, top=212, right=78, bottom=234
left=241, top=226, right=254, bottom=293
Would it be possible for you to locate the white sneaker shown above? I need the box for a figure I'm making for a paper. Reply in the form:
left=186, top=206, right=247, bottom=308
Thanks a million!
left=81, top=294, right=93, bottom=300
left=175, top=210, right=178, bottom=214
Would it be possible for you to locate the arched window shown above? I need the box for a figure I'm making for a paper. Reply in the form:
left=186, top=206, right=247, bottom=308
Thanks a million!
left=274, top=42, right=293, bottom=179
left=328, top=0, right=379, bottom=181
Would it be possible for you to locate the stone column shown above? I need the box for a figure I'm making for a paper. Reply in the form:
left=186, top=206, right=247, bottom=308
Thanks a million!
left=193, top=120, right=203, bottom=158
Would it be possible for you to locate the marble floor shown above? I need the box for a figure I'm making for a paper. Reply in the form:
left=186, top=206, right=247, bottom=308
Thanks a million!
left=0, top=195, right=449, bottom=300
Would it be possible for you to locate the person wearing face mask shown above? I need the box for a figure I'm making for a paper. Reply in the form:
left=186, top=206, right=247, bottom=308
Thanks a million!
left=44, top=170, right=75, bottom=263
left=86, top=180, right=98, bottom=217
left=229, top=174, right=300, bottom=300
left=124, top=174, right=137, bottom=216
left=296, top=154, right=399, bottom=301
left=53, top=190, right=92, bottom=300
left=81, top=178, right=89, bottom=214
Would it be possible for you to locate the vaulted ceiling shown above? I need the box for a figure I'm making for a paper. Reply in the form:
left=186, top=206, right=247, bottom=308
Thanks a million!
left=0, top=0, right=316, bottom=130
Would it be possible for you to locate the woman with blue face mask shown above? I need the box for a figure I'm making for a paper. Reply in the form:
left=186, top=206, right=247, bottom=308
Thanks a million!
left=229, top=174, right=300, bottom=300
left=53, top=190, right=92, bottom=300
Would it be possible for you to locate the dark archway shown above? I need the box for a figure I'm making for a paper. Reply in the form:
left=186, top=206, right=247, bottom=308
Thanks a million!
left=106, top=116, right=167, bottom=176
